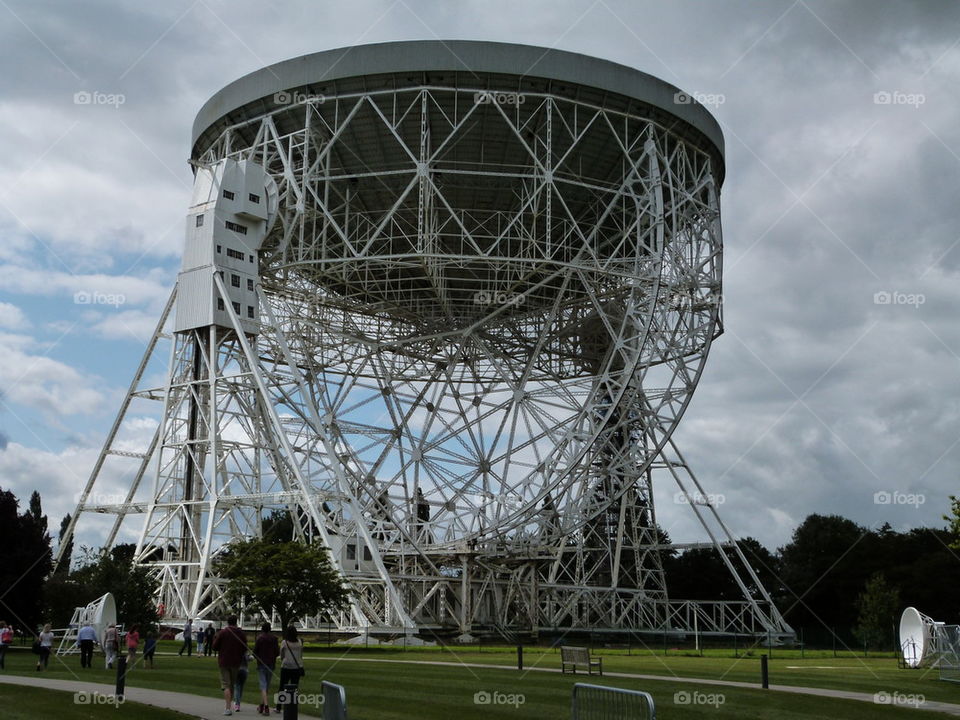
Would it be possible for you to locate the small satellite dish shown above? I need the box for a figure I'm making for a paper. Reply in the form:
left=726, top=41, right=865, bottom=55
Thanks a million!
left=899, top=606, right=947, bottom=668
left=900, top=607, right=929, bottom=668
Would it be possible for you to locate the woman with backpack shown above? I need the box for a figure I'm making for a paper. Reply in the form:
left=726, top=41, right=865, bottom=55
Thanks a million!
left=276, top=626, right=304, bottom=714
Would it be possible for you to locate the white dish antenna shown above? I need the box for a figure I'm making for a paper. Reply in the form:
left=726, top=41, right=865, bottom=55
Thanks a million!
left=55, top=592, right=117, bottom=656
left=900, top=606, right=945, bottom=668
left=85, top=592, right=117, bottom=642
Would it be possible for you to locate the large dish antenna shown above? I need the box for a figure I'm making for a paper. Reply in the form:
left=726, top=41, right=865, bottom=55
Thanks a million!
left=900, top=606, right=945, bottom=668
left=56, top=592, right=117, bottom=656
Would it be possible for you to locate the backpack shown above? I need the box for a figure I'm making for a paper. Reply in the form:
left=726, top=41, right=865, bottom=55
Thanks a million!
left=0, top=628, right=12, bottom=644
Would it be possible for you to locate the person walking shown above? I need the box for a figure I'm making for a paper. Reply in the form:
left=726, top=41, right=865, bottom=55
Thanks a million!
left=143, top=631, right=157, bottom=669
left=36, top=624, right=54, bottom=670
left=77, top=621, right=98, bottom=668
left=103, top=623, right=118, bottom=669
left=276, top=626, right=304, bottom=714
left=233, top=651, right=250, bottom=713
left=125, top=624, right=140, bottom=668
left=178, top=619, right=193, bottom=656
left=205, top=624, right=215, bottom=656
left=0, top=621, right=12, bottom=670
left=212, top=615, right=248, bottom=716
left=252, top=622, right=279, bottom=715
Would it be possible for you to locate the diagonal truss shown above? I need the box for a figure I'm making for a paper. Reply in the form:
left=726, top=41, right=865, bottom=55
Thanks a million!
left=59, top=76, right=793, bottom=640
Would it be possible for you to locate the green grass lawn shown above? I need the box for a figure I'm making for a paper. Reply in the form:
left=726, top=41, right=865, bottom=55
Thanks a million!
left=0, top=684, right=191, bottom=719
left=297, top=642, right=960, bottom=705
left=2, top=642, right=957, bottom=719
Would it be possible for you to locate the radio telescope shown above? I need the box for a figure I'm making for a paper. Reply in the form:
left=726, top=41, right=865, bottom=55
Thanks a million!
left=56, top=593, right=116, bottom=656
left=58, top=40, right=792, bottom=640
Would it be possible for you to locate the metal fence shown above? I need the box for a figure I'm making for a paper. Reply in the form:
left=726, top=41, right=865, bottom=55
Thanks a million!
left=322, top=681, right=348, bottom=720
left=938, top=625, right=960, bottom=683
left=571, top=683, right=656, bottom=720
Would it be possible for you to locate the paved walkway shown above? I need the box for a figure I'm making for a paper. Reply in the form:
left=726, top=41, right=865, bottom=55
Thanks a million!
left=0, top=674, right=224, bottom=719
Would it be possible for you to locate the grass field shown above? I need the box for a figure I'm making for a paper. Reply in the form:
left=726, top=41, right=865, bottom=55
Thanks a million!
left=333, top=644, right=958, bottom=703
left=2, top=642, right=957, bottom=718
left=0, top=684, right=190, bottom=719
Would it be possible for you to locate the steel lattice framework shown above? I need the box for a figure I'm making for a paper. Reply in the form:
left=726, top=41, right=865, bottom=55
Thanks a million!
left=58, top=41, right=793, bottom=641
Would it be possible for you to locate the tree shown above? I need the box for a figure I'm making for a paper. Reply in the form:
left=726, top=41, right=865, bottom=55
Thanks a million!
left=0, top=488, right=52, bottom=630
left=262, top=509, right=296, bottom=543
left=944, top=495, right=960, bottom=550
left=664, top=546, right=741, bottom=600
left=68, top=545, right=160, bottom=629
left=663, top=536, right=781, bottom=603
left=853, top=572, right=900, bottom=650
left=216, top=538, right=349, bottom=629
left=738, top=536, right=783, bottom=598
left=28, top=490, right=47, bottom=535
left=882, top=527, right=960, bottom=621
left=778, top=514, right=877, bottom=630
left=55, top=513, right=74, bottom=575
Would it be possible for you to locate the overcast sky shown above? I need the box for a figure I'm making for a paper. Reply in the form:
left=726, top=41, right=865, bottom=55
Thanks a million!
left=0, top=0, right=958, bottom=554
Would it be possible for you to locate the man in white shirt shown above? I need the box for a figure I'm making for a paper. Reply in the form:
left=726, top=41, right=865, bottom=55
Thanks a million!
left=77, top=623, right=98, bottom=668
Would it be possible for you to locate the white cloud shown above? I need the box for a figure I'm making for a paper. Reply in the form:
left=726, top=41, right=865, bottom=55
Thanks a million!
left=86, top=308, right=162, bottom=342
left=0, top=330, right=104, bottom=417
left=0, top=440, right=149, bottom=551
left=0, top=264, right=171, bottom=308
left=0, top=302, right=29, bottom=330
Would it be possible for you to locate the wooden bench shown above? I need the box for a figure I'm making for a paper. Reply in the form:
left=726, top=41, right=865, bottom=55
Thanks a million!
left=561, top=646, right=603, bottom=675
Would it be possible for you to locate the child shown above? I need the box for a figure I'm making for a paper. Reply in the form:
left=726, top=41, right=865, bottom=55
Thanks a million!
left=143, top=631, right=157, bottom=669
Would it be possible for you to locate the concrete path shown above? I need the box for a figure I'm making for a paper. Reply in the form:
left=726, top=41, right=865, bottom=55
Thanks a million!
left=0, top=674, right=228, bottom=719
left=307, top=655, right=960, bottom=716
